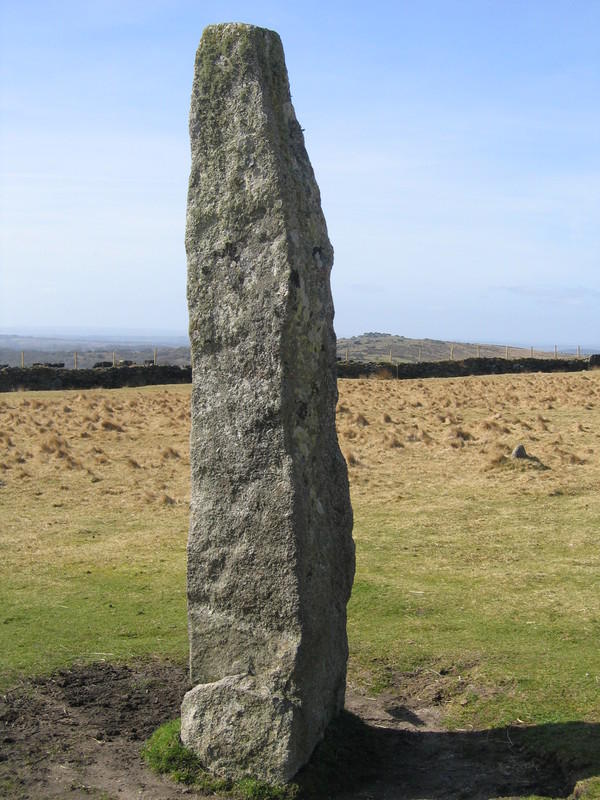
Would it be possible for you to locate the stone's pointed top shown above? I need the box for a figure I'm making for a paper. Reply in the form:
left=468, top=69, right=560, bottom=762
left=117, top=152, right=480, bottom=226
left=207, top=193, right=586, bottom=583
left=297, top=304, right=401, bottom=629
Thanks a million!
left=198, top=21, right=282, bottom=49
left=191, top=20, right=288, bottom=115
left=202, top=21, right=279, bottom=35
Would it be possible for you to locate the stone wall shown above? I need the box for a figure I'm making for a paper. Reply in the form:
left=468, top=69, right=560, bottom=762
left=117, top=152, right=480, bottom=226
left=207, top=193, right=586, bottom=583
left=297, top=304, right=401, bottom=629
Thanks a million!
left=336, top=356, right=592, bottom=380
left=0, top=357, right=594, bottom=393
left=0, top=365, right=191, bottom=393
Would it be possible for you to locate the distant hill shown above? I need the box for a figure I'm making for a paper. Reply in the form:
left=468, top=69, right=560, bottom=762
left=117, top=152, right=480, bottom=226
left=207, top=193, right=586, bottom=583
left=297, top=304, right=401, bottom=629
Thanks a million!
left=336, top=333, right=586, bottom=363
left=0, top=335, right=190, bottom=369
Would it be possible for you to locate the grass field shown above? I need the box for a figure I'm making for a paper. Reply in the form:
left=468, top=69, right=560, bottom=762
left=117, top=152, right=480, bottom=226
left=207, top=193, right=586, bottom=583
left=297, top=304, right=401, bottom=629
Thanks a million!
left=1, top=373, right=599, bottom=797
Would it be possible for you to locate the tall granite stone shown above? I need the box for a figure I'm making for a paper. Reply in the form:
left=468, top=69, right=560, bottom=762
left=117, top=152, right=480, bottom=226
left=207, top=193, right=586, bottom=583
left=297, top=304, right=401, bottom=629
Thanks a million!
left=181, top=23, right=354, bottom=783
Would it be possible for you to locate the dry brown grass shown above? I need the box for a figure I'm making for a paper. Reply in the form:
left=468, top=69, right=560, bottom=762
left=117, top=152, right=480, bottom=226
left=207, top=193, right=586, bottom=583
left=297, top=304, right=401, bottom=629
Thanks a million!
left=1, top=373, right=599, bottom=514
left=336, top=371, right=600, bottom=503
left=0, top=385, right=192, bottom=515
left=0, top=370, right=597, bottom=577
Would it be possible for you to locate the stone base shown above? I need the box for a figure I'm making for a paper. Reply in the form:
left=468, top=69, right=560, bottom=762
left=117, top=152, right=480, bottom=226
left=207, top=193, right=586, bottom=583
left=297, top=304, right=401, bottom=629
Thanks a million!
left=181, top=674, right=301, bottom=782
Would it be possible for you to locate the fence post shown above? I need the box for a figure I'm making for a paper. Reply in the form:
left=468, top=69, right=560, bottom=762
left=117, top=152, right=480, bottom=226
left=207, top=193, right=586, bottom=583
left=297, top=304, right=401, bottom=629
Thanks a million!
left=112, top=351, right=116, bottom=367
left=530, top=346, right=533, bottom=357
left=577, top=345, right=581, bottom=359
left=477, top=344, right=480, bottom=358
left=389, top=348, right=392, bottom=364
left=345, top=348, right=349, bottom=363
left=554, top=345, right=558, bottom=360
left=153, top=347, right=157, bottom=366
left=418, top=346, right=422, bottom=361
left=74, top=351, right=78, bottom=370
left=450, top=345, right=454, bottom=360
left=505, top=345, right=509, bottom=359
left=20, top=351, right=24, bottom=368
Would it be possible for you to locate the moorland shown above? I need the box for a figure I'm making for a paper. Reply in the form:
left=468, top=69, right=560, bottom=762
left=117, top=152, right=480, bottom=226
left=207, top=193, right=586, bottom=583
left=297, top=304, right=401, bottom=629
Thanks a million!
left=1, top=372, right=599, bottom=799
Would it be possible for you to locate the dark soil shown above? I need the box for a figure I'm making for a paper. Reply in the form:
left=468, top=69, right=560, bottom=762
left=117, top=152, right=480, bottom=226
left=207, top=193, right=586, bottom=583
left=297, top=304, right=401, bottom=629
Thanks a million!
left=0, top=661, right=192, bottom=799
left=0, top=660, right=576, bottom=799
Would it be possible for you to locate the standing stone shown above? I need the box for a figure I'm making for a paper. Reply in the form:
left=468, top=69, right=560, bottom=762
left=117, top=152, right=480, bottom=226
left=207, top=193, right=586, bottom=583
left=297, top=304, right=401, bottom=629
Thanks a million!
left=181, top=23, right=355, bottom=783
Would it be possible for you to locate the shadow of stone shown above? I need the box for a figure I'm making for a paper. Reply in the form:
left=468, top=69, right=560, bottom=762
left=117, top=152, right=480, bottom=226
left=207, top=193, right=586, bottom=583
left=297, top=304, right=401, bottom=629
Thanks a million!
left=383, top=704, right=426, bottom=726
left=296, top=712, right=600, bottom=799
left=522, top=454, right=551, bottom=471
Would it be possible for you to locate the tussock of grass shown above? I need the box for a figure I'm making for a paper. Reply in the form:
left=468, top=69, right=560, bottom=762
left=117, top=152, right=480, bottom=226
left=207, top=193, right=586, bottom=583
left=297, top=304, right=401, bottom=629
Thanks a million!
left=384, top=433, right=403, bottom=449
left=143, top=719, right=208, bottom=785
left=570, top=776, right=600, bottom=799
left=101, top=419, right=123, bottom=431
left=161, top=446, right=181, bottom=460
left=344, top=450, right=359, bottom=467
left=142, top=719, right=294, bottom=799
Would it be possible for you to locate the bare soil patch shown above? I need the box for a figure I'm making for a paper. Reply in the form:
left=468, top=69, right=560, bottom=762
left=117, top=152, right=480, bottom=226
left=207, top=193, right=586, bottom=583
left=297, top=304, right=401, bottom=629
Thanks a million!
left=1, top=660, right=570, bottom=800
left=1, top=660, right=191, bottom=799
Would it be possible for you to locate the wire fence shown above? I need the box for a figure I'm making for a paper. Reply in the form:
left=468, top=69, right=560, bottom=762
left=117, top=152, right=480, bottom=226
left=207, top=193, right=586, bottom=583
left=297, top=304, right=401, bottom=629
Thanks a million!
left=2, top=343, right=598, bottom=371
left=0, top=348, right=190, bottom=370
left=339, top=343, right=596, bottom=365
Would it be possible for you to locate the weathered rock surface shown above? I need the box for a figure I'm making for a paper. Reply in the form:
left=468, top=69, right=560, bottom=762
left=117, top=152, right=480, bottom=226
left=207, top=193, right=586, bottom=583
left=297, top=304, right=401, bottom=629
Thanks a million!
left=512, top=443, right=528, bottom=459
left=181, top=23, right=355, bottom=783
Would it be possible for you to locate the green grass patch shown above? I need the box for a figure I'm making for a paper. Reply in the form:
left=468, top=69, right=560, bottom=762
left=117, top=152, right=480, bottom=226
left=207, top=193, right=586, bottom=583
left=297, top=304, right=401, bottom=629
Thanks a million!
left=569, top=777, right=600, bottom=799
left=0, top=505, right=188, bottom=689
left=349, top=492, right=600, bottom=726
left=142, top=719, right=294, bottom=799
left=347, top=490, right=600, bottom=785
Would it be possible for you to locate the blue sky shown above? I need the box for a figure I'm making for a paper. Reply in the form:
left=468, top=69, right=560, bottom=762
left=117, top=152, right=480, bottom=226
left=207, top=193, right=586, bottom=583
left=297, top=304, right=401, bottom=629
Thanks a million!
left=1, top=1, right=598, bottom=346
